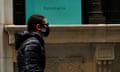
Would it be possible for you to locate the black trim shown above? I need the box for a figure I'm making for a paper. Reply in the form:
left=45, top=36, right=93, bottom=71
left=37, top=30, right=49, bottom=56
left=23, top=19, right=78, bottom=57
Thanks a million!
left=13, top=0, right=25, bottom=25
left=82, top=0, right=88, bottom=24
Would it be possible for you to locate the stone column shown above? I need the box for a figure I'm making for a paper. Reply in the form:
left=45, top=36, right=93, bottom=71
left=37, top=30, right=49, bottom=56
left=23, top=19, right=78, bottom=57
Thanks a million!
left=89, top=0, right=105, bottom=24
left=0, top=0, right=13, bottom=72
left=4, top=0, right=13, bottom=24
left=0, top=0, right=5, bottom=71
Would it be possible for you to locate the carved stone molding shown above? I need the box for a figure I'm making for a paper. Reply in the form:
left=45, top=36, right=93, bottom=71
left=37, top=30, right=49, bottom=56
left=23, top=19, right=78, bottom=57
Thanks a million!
left=96, top=44, right=115, bottom=61
left=4, top=25, right=26, bottom=45
left=4, top=24, right=120, bottom=45
left=95, top=44, right=115, bottom=72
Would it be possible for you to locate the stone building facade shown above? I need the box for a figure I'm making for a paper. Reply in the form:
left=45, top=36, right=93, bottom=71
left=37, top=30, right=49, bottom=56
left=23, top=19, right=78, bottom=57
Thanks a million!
left=0, top=0, right=120, bottom=72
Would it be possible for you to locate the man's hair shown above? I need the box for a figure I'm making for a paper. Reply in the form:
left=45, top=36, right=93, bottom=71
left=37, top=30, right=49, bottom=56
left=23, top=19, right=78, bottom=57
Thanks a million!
left=27, top=14, right=45, bottom=32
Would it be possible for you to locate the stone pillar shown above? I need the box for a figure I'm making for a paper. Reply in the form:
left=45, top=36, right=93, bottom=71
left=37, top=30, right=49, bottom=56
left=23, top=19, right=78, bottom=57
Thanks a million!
left=4, top=0, right=13, bottom=24
left=0, top=0, right=5, bottom=71
left=0, top=0, right=13, bottom=72
left=89, top=0, right=105, bottom=24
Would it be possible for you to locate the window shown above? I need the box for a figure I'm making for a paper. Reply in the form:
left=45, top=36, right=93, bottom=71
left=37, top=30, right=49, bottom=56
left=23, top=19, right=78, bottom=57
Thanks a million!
left=14, top=0, right=88, bottom=25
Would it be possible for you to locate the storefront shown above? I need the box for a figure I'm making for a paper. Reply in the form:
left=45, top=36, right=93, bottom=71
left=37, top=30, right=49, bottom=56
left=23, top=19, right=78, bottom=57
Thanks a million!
left=1, top=0, right=120, bottom=72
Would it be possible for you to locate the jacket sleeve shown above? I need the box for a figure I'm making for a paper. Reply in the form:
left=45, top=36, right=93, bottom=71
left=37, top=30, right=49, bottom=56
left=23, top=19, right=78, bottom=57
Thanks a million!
left=24, top=44, right=42, bottom=72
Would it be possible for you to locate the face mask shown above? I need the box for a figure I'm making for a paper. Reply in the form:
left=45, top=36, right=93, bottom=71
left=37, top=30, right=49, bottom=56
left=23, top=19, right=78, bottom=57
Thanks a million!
left=41, top=24, right=50, bottom=37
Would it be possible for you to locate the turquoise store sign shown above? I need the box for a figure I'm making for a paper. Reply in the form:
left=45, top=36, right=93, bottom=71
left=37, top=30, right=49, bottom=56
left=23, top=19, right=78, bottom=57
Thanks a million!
left=26, top=0, right=82, bottom=25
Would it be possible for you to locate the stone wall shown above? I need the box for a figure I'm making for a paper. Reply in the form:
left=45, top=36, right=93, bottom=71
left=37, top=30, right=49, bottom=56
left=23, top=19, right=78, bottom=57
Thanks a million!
left=4, top=24, right=120, bottom=72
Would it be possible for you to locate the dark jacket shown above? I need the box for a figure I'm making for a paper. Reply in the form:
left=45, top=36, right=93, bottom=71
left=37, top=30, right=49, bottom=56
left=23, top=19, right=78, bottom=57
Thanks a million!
left=15, top=31, right=45, bottom=72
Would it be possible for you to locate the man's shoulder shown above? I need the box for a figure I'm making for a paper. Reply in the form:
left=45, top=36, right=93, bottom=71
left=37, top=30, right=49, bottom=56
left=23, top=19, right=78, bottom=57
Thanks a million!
left=24, top=37, right=41, bottom=46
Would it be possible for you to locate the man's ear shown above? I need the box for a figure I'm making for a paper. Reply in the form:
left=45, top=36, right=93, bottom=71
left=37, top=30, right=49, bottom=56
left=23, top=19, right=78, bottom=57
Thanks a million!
left=36, top=24, right=41, bottom=31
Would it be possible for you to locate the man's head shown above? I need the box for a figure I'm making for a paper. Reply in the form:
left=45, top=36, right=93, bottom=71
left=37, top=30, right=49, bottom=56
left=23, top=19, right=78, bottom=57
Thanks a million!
left=27, top=14, right=50, bottom=37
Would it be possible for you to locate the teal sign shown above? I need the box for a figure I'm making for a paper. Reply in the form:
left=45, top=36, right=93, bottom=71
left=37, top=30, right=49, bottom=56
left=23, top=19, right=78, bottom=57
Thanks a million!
left=26, top=0, right=82, bottom=25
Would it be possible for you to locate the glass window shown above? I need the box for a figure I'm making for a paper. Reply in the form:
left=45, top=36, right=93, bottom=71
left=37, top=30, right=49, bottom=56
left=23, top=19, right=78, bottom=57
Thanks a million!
left=13, top=0, right=88, bottom=25
left=26, top=0, right=82, bottom=25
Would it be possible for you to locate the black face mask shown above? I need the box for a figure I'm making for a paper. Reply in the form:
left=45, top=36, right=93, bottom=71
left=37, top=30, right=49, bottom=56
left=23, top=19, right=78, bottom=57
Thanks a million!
left=41, top=23, right=50, bottom=37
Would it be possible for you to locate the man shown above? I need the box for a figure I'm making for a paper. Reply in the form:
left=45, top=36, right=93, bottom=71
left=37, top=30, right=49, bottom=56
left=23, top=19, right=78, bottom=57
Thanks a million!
left=15, top=14, right=50, bottom=72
